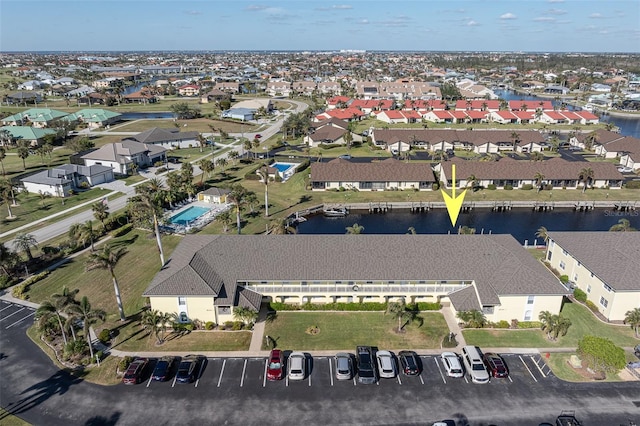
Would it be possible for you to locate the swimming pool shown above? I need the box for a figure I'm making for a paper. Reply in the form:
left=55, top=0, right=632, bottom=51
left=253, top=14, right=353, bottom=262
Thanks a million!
left=169, top=206, right=211, bottom=225
left=270, top=162, right=298, bottom=182
left=272, top=162, right=295, bottom=173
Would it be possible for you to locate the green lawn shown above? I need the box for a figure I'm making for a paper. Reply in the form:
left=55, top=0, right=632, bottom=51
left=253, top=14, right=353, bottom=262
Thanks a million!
left=0, top=408, right=31, bottom=426
left=463, top=301, right=639, bottom=348
left=107, top=319, right=251, bottom=352
left=26, top=230, right=182, bottom=322
left=262, top=311, right=449, bottom=350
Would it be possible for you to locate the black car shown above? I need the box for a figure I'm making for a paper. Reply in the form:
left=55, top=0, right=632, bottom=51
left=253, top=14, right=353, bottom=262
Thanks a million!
left=176, top=355, right=200, bottom=384
left=356, top=346, right=377, bottom=384
left=398, top=350, right=421, bottom=376
left=151, top=356, right=175, bottom=381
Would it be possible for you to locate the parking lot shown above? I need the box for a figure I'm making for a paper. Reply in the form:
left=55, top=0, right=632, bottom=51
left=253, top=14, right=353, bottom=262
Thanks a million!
left=133, top=350, right=554, bottom=392
left=0, top=300, right=37, bottom=332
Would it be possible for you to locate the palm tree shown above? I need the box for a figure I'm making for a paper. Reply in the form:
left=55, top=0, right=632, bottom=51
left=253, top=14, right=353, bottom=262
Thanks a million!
left=345, top=223, right=364, bottom=234
left=86, top=245, right=127, bottom=321
left=134, top=179, right=166, bottom=267
left=36, top=300, right=69, bottom=345
left=216, top=157, right=228, bottom=171
left=0, top=177, right=16, bottom=218
left=228, top=184, right=248, bottom=234
left=140, top=309, right=165, bottom=344
left=534, top=172, right=545, bottom=193
left=215, top=210, right=233, bottom=233
left=624, top=308, right=640, bottom=338
left=92, top=201, right=109, bottom=227
left=578, top=167, right=594, bottom=193
left=233, top=306, right=258, bottom=326
left=510, top=131, right=521, bottom=152
left=0, top=242, right=18, bottom=278
left=16, top=141, right=29, bottom=171
left=466, top=174, right=478, bottom=190
left=13, top=232, right=38, bottom=261
left=386, top=298, right=413, bottom=332
left=228, top=150, right=239, bottom=165
left=456, top=310, right=487, bottom=328
left=197, top=158, right=214, bottom=184
left=535, top=226, right=550, bottom=244
left=257, top=165, right=270, bottom=217
left=66, top=296, right=105, bottom=360
left=243, top=139, right=252, bottom=158
left=584, top=131, right=598, bottom=151
left=538, top=311, right=572, bottom=340
left=196, top=133, right=207, bottom=153
left=343, top=130, right=353, bottom=152
left=0, top=145, right=6, bottom=175
left=609, top=218, right=637, bottom=232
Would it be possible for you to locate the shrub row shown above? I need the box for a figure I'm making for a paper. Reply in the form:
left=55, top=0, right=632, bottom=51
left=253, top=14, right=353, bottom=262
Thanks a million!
left=625, top=181, right=640, bottom=189
left=268, top=301, right=441, bottom=312
left=585, top=300, right=599, bottom=313
left=573, top=288, right=588, bottom=303
left=11, top=270, right=50, bottom=300
left=111, top=223, right=133, bottom=238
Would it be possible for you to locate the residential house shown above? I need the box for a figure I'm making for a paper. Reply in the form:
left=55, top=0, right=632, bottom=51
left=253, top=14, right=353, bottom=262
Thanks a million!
left=317, top=81, right=341, bottom=96
left=123, top=90, right=157, bottom=104
left=3, top=91, right=42, bottom=105
left=508, top=100, right=554, bottom=111
left=375, top=110, right=420, bottom=124
left=266, top=81, right=292, bottom=97
left=17, top=80, right=42, bottom=91
left=20, top=164, right=114, bottom=197
left=121, top=127, right=200, bottom=149
left=292, top=81, right=316, bottom=96
left=304, top=125, right=352, bottom=147
left=545, top=232, right=640, bottom=322
left=488, top=110, right=519, bottom=124
left=310, top=158, right=435, bottom=191
left=0, top=126, right=56, bottom=146
left=200, top=88, right=231, bottom=104
left=81, top=140, right=167, bottom=175
left=454, top=100, right=501, bottom=111
left=143, top=234, right=567, bottom=324
left=65, top=109, right=121, bottom=129
left=315, top=108, right=364, bottom=122
left=1, top=108, right=69, bottom=128
left=178, top=85, right=201, bottom=97
left=197, top=187, right=230, bottom=204
left=221, top=108, right=254, bottom=121
left=437, top=157, right=624, bottom=190
left=571, top=129, right=623, bottom=150
left=215, top=82, right=241, bottom=93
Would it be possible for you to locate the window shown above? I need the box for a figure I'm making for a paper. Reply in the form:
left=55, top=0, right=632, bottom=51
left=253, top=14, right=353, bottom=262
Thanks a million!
left=599, top=297, right=608, bottom=308
left=603, top=283, right=612, bottom=292
left=573, top=275, right=578, bottom=282
left=547, top=251, right=553, bottom=261
left=587, top=284, right=591, bottom=293
left=524, top=310, right=532, bottom=321
left=562, top=249, right=568, bottom=256
left=527, top=296, right=535, bottom=305
left=482, top=306, right=494, bottom=315
left=549, top=241, right=554, bottom=249
left=178, top=297, right=186, bottom=306
left=577, top=262, right=581, bottom=268
left=217, top=306, right=231, bottom=315
left=559, top=261, right=566, bottom=270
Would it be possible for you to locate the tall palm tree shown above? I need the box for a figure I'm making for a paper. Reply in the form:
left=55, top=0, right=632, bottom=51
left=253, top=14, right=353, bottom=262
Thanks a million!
left=197, top=158, right=214, bottom=184
left=86, top=245, right=127, bottom=321
left=36, top=300, right=70, bottom=345
left=134, top=179, right=166, bottom=267
left=215, top=157, right=228, bottom=171
left=257, top=165, right=270, bottom=217
left=13, top=232, right=38, bottom=261
left=343, top=130, right=353, bottom=152
left=346, top=223, right=365, bottom=234
left=140, top=309, right=165, bottom=345
left=534, top=172, right=545, bottom=193
left=228, top=184, right=248, bottom=234
left=609, top=218, right=637, bottom=232
left=578, top=167, right=594, bottom=193
left=535, top=226, right=550, bottom=244
left=16, top=141, right=29, bottom=171
left=215, top=210, right=232, bottom=233
left=624, top=308, right=640, bottom=338
left=196, top=133, right=207, bottom=153
left=0, top=177, right=16, bottom=218
left=0, top=145, right=6, bottom=175
left=92, top=201, right=109, bottom=227
left=386, top=298, right=413, bottom=332
left=510, top=131, right=521, bottom=152
left=66, top=296, right=105, bottom=360
left=228, top=150, right=239, bottom=165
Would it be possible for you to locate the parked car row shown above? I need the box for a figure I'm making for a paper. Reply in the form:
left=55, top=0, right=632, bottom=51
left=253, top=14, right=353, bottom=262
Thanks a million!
left=122, top=355, right=204, bottom=385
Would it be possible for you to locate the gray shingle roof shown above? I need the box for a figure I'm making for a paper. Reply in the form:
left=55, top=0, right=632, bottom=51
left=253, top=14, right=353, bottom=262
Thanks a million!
left=143, top=234, right=566, bottom=308
left=123, top=127, right=199, bottom=145
left=311, top=158, right=435, bottom=183
left=448, top=285, right=482, bottom=312
left=548, top=232, right=640, bottom=291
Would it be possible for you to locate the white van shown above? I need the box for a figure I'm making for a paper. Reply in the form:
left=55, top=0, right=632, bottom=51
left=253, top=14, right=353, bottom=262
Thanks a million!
left=461, top=346, right=490, bottom=384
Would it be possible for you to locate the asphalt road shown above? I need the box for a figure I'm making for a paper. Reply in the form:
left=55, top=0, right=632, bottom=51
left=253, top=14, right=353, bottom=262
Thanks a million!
left=1, top=300, right=639, bottom=426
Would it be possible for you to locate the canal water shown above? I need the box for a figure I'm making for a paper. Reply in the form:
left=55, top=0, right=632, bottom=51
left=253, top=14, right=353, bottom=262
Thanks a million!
left=296, top=208, right=640, bottom=245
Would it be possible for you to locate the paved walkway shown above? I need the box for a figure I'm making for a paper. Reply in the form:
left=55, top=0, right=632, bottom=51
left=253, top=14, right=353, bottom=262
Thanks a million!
left=441, top=305, right=466, bottom=350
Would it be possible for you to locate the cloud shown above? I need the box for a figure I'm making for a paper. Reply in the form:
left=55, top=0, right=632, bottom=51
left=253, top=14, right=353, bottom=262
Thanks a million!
left=466, top=20, right=480, bottom=26
left=183, top=10, right=201, bottom=16
left=547, top=0, right=564, bottom=3
left=589, top=13, right=604, bottom=19
left=546, top=8, right=567, bottom=15
left=332, top=5, right=352, bottom=10
left=358, top=19, right=369, bottom=25
left=534, top=17, right=556, bottom=22
left=245, top=5, right=268, bottom=12
left=500, top=13, right=517, bottom=20
left=599, top=30, right=609, bottom=34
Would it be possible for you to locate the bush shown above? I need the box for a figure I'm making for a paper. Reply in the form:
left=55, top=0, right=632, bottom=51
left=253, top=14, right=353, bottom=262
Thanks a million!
left=414, top=302, right=442, bottom=311
left=516, top=321, right=542, bottom=329
left=232, top=321, right=243, bottom=331
left=205, top=321, right=216, bottom=330
left=521, top=184, right=534, bottom=190
left=0, top=274, right=14, bottom=291
left=111, top=223, right=133, bottom=238
left=495, top=320, right=510, bottom=329
left=268, top=302, right=389, bottom=311
left=104, top=213, right=129, bottom=232
left=577, top=335, right=626, bottom=374
left=296, top=159, right=311, bottom=173
left=504, top=185, right=513, bottom=190
left=585, top=300, right=599, bottom=313
left=95, top=350, right=104, bottom=361
left=487, top=184, right=496, bottom=190
left=11, top=271, right=50, bottom=300
left=573, top=288, right=588, bottom=303
left=559, top=275, right=569, bottom=284
left=624, top=180, right=640, bottom=189
left=98, top=328, right=111, bottom=344
left=184, top=324, right=195, bottom=331
left=155, top=167, right=168, bottom=175
left=224, top=321, right=234, bottom=329
left=118, top=356, right=134, bottom=373
left=63, top=339, right=88, bottom=360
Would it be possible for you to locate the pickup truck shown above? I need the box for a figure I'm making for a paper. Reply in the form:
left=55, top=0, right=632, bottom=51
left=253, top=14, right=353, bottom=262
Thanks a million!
left=356, top=346, right=377, bottom=385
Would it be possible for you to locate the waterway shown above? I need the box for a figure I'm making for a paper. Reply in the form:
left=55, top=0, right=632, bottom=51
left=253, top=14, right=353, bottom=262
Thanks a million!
left=296, top=208, right=640, bottom=245
left=494, top=89, right=640, bottom=138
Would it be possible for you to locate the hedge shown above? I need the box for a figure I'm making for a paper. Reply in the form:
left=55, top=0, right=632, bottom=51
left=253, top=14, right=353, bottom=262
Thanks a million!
left=521, top=184, right=534, bottom=190
left=11, top=270, right=51, bottom=300
left=585, top=300, right=599, bottom=313
left=625, top=181, right=640, bottom=189
left=573, top=288, right=587, bottom=303
left=268, top=301, right=441, bottom=312
left=111, top=223, right=133, bottom=238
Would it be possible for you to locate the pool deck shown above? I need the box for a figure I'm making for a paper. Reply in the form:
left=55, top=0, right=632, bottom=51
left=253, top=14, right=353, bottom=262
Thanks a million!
left=164, top=201, right=231, bottom=232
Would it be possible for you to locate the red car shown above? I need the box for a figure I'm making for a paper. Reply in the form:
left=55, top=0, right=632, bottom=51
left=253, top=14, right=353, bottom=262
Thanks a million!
left=122, top=358, right=148, bottom=385
left=266, top=349, right=284, bottom=380
left=483, top=353, right=509, bottom=378
left=255, top=134, right=262, bottom=139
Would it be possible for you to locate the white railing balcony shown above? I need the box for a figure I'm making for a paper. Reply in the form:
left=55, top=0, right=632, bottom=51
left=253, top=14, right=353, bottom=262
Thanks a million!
left=243, top=283, right=468, bottom=295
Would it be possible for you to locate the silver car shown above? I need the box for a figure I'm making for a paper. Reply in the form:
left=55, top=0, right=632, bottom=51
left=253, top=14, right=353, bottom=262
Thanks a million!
left=441, top=352, right=464, bottom=378
left=376, top=350, right=397, bottom=379
left=335, top=353, right=353, bottom=380
left=288, top=352, right=306, bottom=381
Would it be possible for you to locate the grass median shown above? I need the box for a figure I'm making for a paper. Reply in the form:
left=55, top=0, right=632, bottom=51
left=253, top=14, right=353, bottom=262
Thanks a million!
left=262, top=311, right=449, bottom=351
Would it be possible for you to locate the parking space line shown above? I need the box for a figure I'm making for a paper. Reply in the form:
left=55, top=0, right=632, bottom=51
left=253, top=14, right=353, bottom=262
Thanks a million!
left=172, top=375, right=177, bottom=387
left=5, top=312, right=35, bottom=329
left=0, top=307, right=24, bottom=321
left=328, top=358, right=334, bottom=386
left=240, top=359, right=247, bottom=387
left=146, top=376, right=153, bottom=387
left=263, top=359, right=268, bottom=387
left=286, top=375, right=289, bottom=387
left=434, top=357, right=446, bottom=384
left=508, top=375, right=513, bottom=383
left=463, top=376, right=469, bottom=384
left=419, top=373, right=425, bottom=385
left=195, top=359, right=206, bottom=387
left=352, top=377, right=356, bottom=386
left=519, top=355, right=537, bottom=382
left=530, top=356, right=547, bottom=378
left=308, top=368, right=312, bottom=387
left=0, top=304, right=14, bottom=312
left=217, top=359, right=226, bottom=387
left=396, top=374, right=402, bottom=385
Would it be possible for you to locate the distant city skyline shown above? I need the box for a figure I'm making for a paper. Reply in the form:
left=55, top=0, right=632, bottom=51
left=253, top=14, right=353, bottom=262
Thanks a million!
left=1, top=0, right=639, bottom=54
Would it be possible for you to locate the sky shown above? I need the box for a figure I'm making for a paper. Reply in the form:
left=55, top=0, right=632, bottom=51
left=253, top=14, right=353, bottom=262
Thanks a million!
left=1, top=0, right=639, bottom=53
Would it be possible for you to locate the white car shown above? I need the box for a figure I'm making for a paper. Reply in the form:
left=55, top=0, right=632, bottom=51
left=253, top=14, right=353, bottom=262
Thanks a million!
left=440, top=352, right=464, bottom=378
left=288, top=352, right=306, bottom=381
left=376, top=350, right=397, bottom=379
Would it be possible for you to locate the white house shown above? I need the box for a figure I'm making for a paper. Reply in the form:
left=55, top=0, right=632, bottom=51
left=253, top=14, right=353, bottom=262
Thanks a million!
left=20, top=164, right=113, bottom=197
left=81, top=141, right=167, bottom=175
